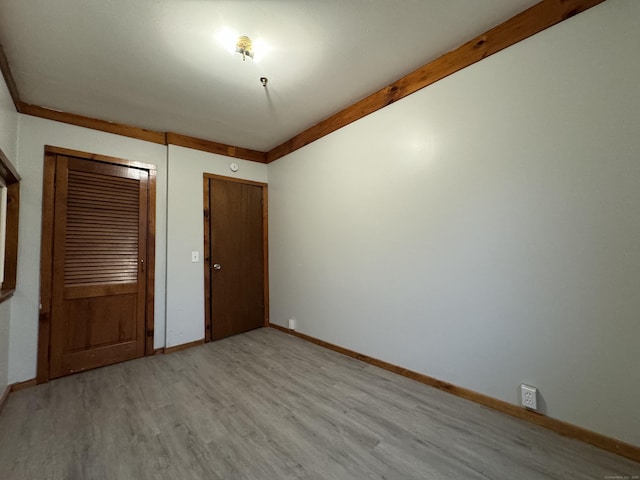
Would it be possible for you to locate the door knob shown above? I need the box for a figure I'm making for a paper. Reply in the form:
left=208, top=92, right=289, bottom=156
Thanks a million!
left=213, top=263, right=222, bottom=271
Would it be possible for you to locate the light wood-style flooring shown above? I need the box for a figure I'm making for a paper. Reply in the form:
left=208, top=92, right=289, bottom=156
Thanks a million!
left=0, top=327, right=637, bottom=479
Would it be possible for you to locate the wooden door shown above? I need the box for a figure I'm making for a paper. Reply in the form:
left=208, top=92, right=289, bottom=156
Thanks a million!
left=48, top=154, right=149, bottom=378
left=204, top=176, right=267, bottom=341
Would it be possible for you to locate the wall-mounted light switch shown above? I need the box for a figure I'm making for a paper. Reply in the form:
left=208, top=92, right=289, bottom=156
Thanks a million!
left=191, top=251, right=199, bottom=263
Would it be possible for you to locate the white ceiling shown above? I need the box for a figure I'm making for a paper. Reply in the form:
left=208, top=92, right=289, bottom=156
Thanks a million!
left=0, top=0, right=539, bottom=152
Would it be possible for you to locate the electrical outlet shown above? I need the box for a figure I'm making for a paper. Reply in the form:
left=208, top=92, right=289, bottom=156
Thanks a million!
left=520, top=384, right=537, bottom=410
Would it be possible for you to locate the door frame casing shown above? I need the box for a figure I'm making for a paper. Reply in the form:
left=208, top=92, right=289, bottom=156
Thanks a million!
left=203, top=173, right=269, bottom=342
left=37, top=146, right=157, bottom=384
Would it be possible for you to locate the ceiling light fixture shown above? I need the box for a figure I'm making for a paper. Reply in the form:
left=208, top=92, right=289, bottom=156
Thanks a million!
left=235, top=35, right=254, bottom=61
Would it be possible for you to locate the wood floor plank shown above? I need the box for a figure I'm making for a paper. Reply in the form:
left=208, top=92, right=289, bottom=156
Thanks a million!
left=0, top=327, right=637, bottom=479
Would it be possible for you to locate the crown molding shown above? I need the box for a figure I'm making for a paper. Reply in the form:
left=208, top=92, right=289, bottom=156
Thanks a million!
left=19, top=103, right=167, bottom=145
left=166, top=132, right=267, bottom=163
left=266, top=0, right=607, bottom=163
left=0, top=43, right=21, bottom=111
left=1, top=0, right=607, bottom=163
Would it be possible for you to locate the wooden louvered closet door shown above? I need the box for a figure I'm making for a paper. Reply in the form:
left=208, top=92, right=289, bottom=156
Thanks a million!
left=49, top=156, right=148, bottom=378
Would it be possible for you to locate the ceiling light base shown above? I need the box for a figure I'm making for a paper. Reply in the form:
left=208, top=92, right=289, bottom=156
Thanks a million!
left=235, top=35, right=254, bottom=61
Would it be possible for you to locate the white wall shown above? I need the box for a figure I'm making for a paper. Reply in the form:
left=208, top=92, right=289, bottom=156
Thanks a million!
left=268, top=0, right=640, bottom=446
left=10, top=115, right=168, bottom=382
left=165, top=145, right=267, bottom=347
left=0, top=72, right=18, bottom=394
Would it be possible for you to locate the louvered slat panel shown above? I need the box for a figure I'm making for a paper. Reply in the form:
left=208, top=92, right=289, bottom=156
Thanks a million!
left=64, top=170, right=140, bottom=287
left=67, top=213, right=138, bottom=220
